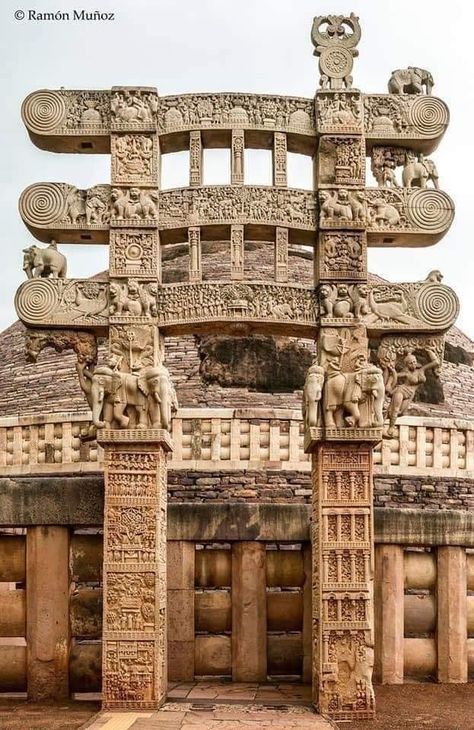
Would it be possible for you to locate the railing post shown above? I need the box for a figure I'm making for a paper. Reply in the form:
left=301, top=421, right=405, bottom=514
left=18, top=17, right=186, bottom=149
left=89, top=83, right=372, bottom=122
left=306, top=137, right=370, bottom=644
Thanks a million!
left=374, top=544, right=404, bottom=683
left=26, top=526, right=70, bottom=700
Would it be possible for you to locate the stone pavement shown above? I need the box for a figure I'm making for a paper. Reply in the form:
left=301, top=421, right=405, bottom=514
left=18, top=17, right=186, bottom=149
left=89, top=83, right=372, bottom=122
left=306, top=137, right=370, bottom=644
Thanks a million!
left=81, top=682, right=334, bottom=730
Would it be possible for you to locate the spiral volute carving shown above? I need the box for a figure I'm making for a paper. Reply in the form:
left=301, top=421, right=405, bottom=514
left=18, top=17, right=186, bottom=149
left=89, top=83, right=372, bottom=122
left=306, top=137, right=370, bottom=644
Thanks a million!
left=22, top=91, right=67, bottom=134
left=407, top=189, right=454, bottom=232
left=20, top=184, right=67, bottom=227
left=408, top=96, right=449, bottom=137
left=416, top=283, right=459, bottom=329
left=15, top=280, right=58, bottom=324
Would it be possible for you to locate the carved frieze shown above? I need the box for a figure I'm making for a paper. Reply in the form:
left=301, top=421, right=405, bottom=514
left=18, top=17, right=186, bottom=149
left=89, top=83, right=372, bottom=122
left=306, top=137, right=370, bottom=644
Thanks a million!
left=159, top=186, right=317, bottom=231
left=316, top=91, right=363, bottom=134
left=156, top=93, right=315, bottom=135
left=364, top=94, right=449, bottom=142
left=155, top=281, right=318, bottom=332
left=15, top=278, right=109, bottom=328
left=22, top=89, right=111, bottom=135
left=110, top=88, right=159, bottom=131
left=317, top=278, right=459, bottom=332
left=319, top=187, right=454, bottom=239
left=21, top=89, right=450, bottom=153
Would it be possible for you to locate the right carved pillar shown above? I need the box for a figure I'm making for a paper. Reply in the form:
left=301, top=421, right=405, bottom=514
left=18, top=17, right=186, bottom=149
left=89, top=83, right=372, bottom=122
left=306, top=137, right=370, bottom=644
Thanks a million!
left=437, top=546, right=467, bottom=683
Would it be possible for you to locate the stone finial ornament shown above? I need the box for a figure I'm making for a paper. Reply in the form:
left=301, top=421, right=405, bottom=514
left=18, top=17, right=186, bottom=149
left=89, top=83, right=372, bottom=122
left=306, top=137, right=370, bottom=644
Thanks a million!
left=311, top=13, right=361, bottom=90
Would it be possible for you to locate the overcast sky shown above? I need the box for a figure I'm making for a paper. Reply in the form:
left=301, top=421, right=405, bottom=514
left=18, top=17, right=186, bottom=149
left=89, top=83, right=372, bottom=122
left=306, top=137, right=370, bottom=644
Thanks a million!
left=0, top=0, right=472, bottom=338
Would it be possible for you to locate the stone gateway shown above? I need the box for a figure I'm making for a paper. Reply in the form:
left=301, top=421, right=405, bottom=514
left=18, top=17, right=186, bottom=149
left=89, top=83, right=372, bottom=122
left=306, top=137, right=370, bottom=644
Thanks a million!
left=12, top=12, right=458, bottom=722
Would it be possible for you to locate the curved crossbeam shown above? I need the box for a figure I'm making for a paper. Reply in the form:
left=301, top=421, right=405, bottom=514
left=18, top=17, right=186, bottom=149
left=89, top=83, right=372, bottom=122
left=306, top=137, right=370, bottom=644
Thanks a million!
left=22, top=89, right=448, bottom=155
left=15, top=277, right=459, bottom=338
left=19, top=182, right=454, bottom=247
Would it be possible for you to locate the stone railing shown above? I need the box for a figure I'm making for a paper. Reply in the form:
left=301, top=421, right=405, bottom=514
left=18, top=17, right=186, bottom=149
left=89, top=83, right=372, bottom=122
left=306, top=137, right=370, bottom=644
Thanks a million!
left=0, top=409, right=473, bottom=478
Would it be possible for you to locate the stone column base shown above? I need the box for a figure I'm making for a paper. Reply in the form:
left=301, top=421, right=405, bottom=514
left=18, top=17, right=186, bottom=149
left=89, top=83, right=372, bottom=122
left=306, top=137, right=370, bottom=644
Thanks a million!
left=310, top=441, right=375, bottom=720
left=99, top=429, right=173, bottom=710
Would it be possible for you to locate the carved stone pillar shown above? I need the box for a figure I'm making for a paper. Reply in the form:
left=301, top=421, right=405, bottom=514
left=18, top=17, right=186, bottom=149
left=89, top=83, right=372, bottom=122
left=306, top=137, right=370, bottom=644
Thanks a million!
left=273, top=132, right=287, bottom=187
left=100, top=431, right=172, bottom=709
left=306, top=75, right=376, bottom=719
left=189, top=131, right=203, bottom=187
left=103, top=87, right=174, bottom=710
left=231, top=129, right=245, bottom=185
left=188, top=226, right=201, bottom=282
left=230, top=224, right=244, bottom=280
left=275, top=227, right=288, bottom=283
left=310, top=443, right=375, bottom=720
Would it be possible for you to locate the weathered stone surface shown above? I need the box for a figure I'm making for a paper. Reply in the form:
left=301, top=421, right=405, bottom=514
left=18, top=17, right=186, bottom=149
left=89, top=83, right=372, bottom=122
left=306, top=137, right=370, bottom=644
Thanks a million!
left=232, top=542, right=267, bottom=681
left=375, top=545, right=404, bottom=683
left=26, top=526, right=70, bottom=700
left=437, top=546, right=467, bottom=683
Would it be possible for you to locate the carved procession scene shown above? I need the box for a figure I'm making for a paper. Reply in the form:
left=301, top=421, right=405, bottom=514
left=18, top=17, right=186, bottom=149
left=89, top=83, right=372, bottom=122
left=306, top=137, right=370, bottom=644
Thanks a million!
left=13, top=11, right=457, bottom=723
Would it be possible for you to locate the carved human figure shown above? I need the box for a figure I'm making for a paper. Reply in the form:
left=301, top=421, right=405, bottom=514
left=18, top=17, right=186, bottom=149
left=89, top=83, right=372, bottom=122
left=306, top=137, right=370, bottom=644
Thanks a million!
left=386, top=351, right=439, bottom=436
left=65, top=187, right=86, bottom=224
left=22, top=241, right=67, bottom=279
left=302, top=360, right=325, bottom=429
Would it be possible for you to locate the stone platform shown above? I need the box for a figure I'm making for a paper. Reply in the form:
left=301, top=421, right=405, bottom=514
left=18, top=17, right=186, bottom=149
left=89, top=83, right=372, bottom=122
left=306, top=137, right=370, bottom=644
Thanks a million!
left=82, top=682, right=333, bottom=729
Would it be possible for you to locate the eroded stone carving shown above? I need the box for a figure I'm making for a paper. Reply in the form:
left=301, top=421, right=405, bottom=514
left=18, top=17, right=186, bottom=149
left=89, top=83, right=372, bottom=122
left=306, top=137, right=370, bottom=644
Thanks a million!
left=22, top=241, right=67, bottom=279
left=311, top=14, right=361, bottom=90
left=24, top=328, right=98, bottom=366
left=302, top=359, right=325, bottom=428
left=388, top=67, right=434, bottom=95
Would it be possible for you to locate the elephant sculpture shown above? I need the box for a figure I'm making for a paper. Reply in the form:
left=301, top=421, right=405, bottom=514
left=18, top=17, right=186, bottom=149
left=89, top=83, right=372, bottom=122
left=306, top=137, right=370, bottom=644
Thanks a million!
left=87, top=354, right=148, bottom=429
left=302, top=362, right=325, bottom=429
left=138, top=365, right=178, bottom=430
left=22, top=241, right=67, bottom=279
left=387, top=67, right=434, bottom=95
left=323, top=360, right=385, bottom=429
left=402, top=153, right=439, bottom=189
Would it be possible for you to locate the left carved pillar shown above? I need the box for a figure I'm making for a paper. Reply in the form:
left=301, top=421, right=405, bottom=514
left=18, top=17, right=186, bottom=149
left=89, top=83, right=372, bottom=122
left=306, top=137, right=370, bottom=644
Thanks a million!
left=26, top=526, right=70, bottom=700
left=102, top=87, right=174, bottom=710
left=100, top=432, right=172, bottom=709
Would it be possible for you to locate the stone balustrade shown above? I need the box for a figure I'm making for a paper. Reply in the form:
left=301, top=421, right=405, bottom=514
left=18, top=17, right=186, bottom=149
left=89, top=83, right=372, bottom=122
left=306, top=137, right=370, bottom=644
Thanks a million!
left=1, top=409, right=473, bottom=478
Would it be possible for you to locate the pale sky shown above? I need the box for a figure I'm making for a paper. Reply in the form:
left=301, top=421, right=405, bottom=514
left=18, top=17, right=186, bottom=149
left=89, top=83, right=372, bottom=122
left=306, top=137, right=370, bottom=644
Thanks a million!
left=0, top=0, right=472, bottom=337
